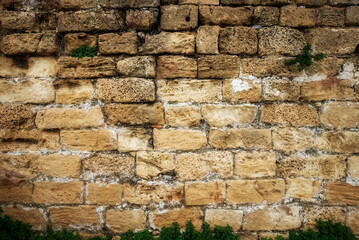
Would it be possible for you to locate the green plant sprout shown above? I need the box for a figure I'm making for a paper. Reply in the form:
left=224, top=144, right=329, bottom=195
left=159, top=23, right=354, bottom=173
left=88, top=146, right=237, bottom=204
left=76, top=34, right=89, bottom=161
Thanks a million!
left=70, top=45, right=98, bottom=58
left=284, top=43, right=325, bottom=72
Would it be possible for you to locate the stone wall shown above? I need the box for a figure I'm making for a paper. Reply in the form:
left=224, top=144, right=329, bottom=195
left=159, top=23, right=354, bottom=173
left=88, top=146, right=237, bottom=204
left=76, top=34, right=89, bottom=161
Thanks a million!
left=0, top=0, right=359, bottom=238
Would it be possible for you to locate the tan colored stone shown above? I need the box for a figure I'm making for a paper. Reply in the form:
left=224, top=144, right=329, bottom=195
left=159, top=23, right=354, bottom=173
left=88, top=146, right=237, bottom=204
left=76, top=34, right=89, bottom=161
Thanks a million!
left=326, top=182, right=359, bottom=205
left=253, top=6, right=279, bottom=26
left=316, top=131, right=359, bottom=153
left=106, top=209, right=146, bottom=233
left=242, top=57, right=299, bottom=77
left=126, top=9, right=158, bottom=31
left=0, top=154, right=38, bottom=179
left=227, top=179, right=285, bottom=204
left=205, top=209, right=243, bottom=231
left=202, top=104, right=257, bottom=127
left=118, top=128, right=151, bottom=152
left=100, top=0, right=160, bottom=7
left=209, top=128, right=272, bottom=150
left=329, top=0, right=358, bottom=5
left=157, top=80, right=222, bottom=103
left=199, top=6, right=252, bottom=25
left=234, top=151, right=277, bottom=178
left=179, top=0, right=219, bottom=4
left=3, top=207, right=46, bottom=230
left=346, top=6, right=359, bottom=25
left=307, top=57, right=345, bottom=75
left=185, top=181, right=225, bottom=205
left=165, top=105, right=201, bottom=127
left=261, top=0, right=294, bottom=5
left=64, top=33, right=97, bottom=54
left=263, top=79, right=300, bottom=101
left=0, top=181, right=33, bottom=203
left=0, top=57, right=27, bottom=78
left=26, top=57, right=58, bottom=78
left=58, top=57, right=116, bottom=78
left=33, top=181, right=83, bottom=204
left=0, top=130, right=60, bottom=151
left=0, top=104, right=34, bottom=129
left=198, top=55, right=240, bottom=79
left=136, top=151, right=175, bottom=179
left=99, top=32, right=137, bottom=55
left=55, top=80, right=94, bottom=104
left=278, top=155, right=346, bottom=179
left=161, top=5, right=198, bottom=31
left=219, top=27, right=258, bottom=55
left=223, top=79, right=262, bottom=103
left=243, top=206, right=301, bottom=231
left=33, top=154, right=81, bottom=178
left=295, top=0, right=327, bottom=6
left=59, top=0, right=96, bottom=9
left=150, top=208, right=203, bottom=229
left=261, top=104, right=318, bottom=127
left=286, top=179, right=321, bottom=201
left=222, top=0, right=260, bottom=4
left=96, top=78, right=155, bottom=103
left=348, top=156, right=359, bottom=178
left=196, top=26, right=220, bottom=54
left=280, top=5, right=316, bottom=27
left=304, top=206, right=345, bottom=229
left=139, top=32, right=196, bottom=55
left=0, top=79, right=55, bottom=104
left=50, top=206, right=99, bottom=230
left=157, top=56, right=197, bottom=79
left=87, top=183, right=122, bottom=205
left=105, top=103, right=164, bottom=125
left=117, top=56, right=156, bottom=78
left=260, top=233, right=289, bottom=239
left=176, top=151, right=233, bottom=180
left=83, top=154, right=135, bottom=177
left=273, top=127, right=314, bottom=153
left=154, top=129, right=207, bottom=151
left=317, top=6, right=345, bottom=26
left=347, top=210, right=359, bottom=235
left=61, top=130, right=117, bottom=151
left=0, top=11, right=37, bottom=30
left=320, top=102, right=359, bottom=129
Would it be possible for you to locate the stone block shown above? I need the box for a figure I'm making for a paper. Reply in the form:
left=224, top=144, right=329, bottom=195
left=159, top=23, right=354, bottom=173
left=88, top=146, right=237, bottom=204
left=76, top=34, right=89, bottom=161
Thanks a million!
left=117, top=128, right=151, bottom=152
left=234, top=151, right=277, bottom=178
left=280, top=5, right=316, bottom=27
left=263, top=78, right=300, bottom=101
left=326, top=182, right=359, bottom=205
left=261, top=0, right=294, bottom=5
left=0, top=182, right=33, bottom=203
left=165, top=105, right=201, bottom=127
left=126, top=9, right=158, bottom=31
left=205, top=209, right=243, bottom=231
left=242, top=57, right=299, bottom=77
left=99, top=32, right=138, bottom=55
left=304, top=206, right=345, bottom=229
left=185, top=181, right=225, bottom=205
left=317, top=6, right=345, bottom=26
left=286, top=179, right=321, bottom=201
left=32, top=154, right=81, bottom=178
left=150, top=208, right=203, bottom=229
left=136, top=151, right=175, bottom=179
left=117, top=56, right=156, bottom=78
left=3, top=207, right=46, bottom=230
left=253, top=6, right=279, bottom=26
left=179, top=0, right=219, bottom=4
left=346, top=6, right=359, bottom=25
left=199, top=6, right=252, bottom=26
left=272, top=127, right=314, bottom=153
left=328, top=0, right=358, bottom=6
left=347, top=210, right=359, bottom=235
left=161, top=5, right=198, bottom=31
left=348, top=156, right=359, bottom=178
left=33, top=181, right=83, bottom=204
left=55, top=80, right=94, bottom=104
left=59, top=0, right=96, bottom=9
left=87, top=183, right=122, bottom=205
left=316, top=131, right=359, bottom=153
left=295, top=0, right=327, bottom=6
left=219, top=27, right=258, bottom=55
left=64, top=33, right=97, bottom=54
left=0, top=11, right=37, bottom=30
left=100, top=0, right=160, bottom=7
left=157, top=56, right=197, bottom=79
left=221, top=0, right=260, bottom=4
left=0, top=104, right=34, bottom=129
left=196, top=26, right=220, bottom=54
left=320, top=102, right=359, bottom=129
left=106, top=209, right=146, bottom=233
left=198, top=55, right=240, bottom=79
left=50, top=206, right=99, bottom=230
left=223, top=79, right=262, bottom=103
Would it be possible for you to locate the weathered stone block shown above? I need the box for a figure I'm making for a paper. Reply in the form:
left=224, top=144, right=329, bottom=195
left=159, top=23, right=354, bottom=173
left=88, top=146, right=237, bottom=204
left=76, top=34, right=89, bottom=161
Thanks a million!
left=261, top=0, right=294, bottom=5
left=0, top=154, right=39, bottom=179
left=3, top=207, right=46, bottom=231
left=99, top=32, right=138, bottom=55
left=161, top=5, right=198, bottom=31
left=153, top=129, right=207, bottom=151
left=348, top=156, right=359, bottom=178
left=219, top=27, right=258, bottom=55
left=205, top=210, right=243, bottom=231
left=100, top=0, right=160, bottom=7
left=242, top=57, right=299, bottom=77
left=136, top=151, right=175, bottom=179
left=199, top=6, right=252, bottom=26
left=196, top=26, right=220, bottom=54
left=117, top=56, right=156, bottom=78
left=50, top=206, right=99, bottom=230
left=273, top=127, right=314, bottom=153
left=33, top=181, right=83, bottom=204
left=347, top=211, right=359, bottom=235
left=304, top=206, right=345, bottom=229
left=176, top=151, right=233, bottom=180
left=59, top=0, right=96, bottom=9
left=286, top=179, right=321, bottom=201
left=61, top=130, right=117, bottom=151
left=221, top=0, right=260, bottom=4
left=328, top=0, right=358, bottom=6
left=55, top=80, right=94, bottom=104
left=157, top=56, right=197, bottom=79
left=106, top=209, right=146, bottom=233
left=0, top=11, right=37, bottom=30
left=320, top=102, right=359, bottom=129
left=346, top=6, right=359, bottom=25
left=317, top=6, right=345, bottom=26
left=198, top=55, right=240, bottom=79
left=326, top=182, right=359, bottom=205
left=295, top=0, right=327, bottom=6
left=179, top=0, right=219, bottom=4
left=165, top=105, right=201, bottom=127
left=0, top=178, right=33, bottom=203
left=87, top=183, right=122, bottom=205
left=33, top=154, right=81, bottom=178
left=263, top=79, right=300, bottom=101
left=223, top=79, right=262, bottom=103
left=234, top=151, right=277, bottom=178
left=253, top=6, right=279, bottom=26
left=280, top=5, right=316, bottom=27
left=117, top=128, right=151, bottom=152
left=150, top=208, right=203, bottom=229
left=185, top=181, right=225, bottom=205
left=0, top=104, right=34, bottom=129
left=316, top=131, right=359, bottom=153
left=126, top=9, right=158, bottom=31
left=64, top=33, right=97, bottom=54
left=105, top=103, right=164, bottom=125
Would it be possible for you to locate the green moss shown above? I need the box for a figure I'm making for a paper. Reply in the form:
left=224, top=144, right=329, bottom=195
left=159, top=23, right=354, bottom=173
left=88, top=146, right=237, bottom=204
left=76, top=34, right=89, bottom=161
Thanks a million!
left=70, top=45, right=98, bottom=58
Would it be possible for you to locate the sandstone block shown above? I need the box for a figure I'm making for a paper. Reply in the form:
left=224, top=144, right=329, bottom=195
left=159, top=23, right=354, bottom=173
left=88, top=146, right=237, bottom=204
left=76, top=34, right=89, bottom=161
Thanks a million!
left=295, top=0, right=327, bottom=6
left=198, top=55, right=240, bottom=79
left=165, top=105, right=201, bottom=127
left=263, top=79, right=300, bottom=101
left=0, top=57, right=27, bottom=78
left=176, top=151, right=233, bottom=180
left=305, top=58, right=345, bottom=76
left=304, top=206, right=345, bottom=229
left=0, top=182, right=33, bottom=203
left=205, top=209, right=243, bottom=231
left=227, top=179, right=285, bottom=204
left=243, top=206, right=301, bottom=230
left=33, top=181, right=83, bottom=204
left=286, top=179, right=321, bottom=201
left=273, top=127, right=314, bottom=153
left=261, top=0, right=294, bottom=5
left=320, top=102, right=359, bottom=129
left=105, top=103, right=164, bottom=125
left=150, top=208, right=203, bottom=229
left=83, top=154, right=135, bottom=178
left=153, top=129, right=207, bottom=151
left=179, top=0, right=219, bottom=4
left=278, top=155, right=346, bottom=179
left=223, top=79, right=262, bottom=103
left=64, top=33, right=97, bottom=54
left=326, top=182, right=359, bottom=205
left=58, top=57, right=116, bottom=78
left=100, top=0, right=160, bottom=7
left=36, top=107, right=104, bottom=129
left=87, top=183, right=122, bottom=204
left=209, top=128, right=272, bottom=150
left=136, top=151, right=175, bottom=179
left=328, top=0, right=358, bottom=6
left=317, top=6, right=345, bottom=26
left=196, top=26, right=220, bottom=54
left=3, top=207, right=46, bottom=230
left=347, top=211, right=359, bottom=235
left=99, top=32, right=138, bottom=55
left=0, top=154, right=38, bottom=179
left=59, top=0, right=96, bottom=9
left=157, top=80, right=222, bottom=103
left=259, top=26, right=305, bottom=56
left=32, top=154, right=81, bottom=178
left=55, top=80, right=94, bottom=104
left=346, top=6, right=359, bottom=25
left=157, top=56, right=197, bottom=79
left=280, top=5, right=316, bottom=27
left=316, top=131, right=359, bottom=153
left=0, top=104, right=34, bottom=129
left=50, top=206, right=99, bottom=230
left=117, top=56, right=156, bottom=78
left=57, top=11, right=123, bottom=32
left=96, top=78, right=155, bottom=103
left=185, top=181, right=225, bottom=205
left=61, top=130, right=117, bottom=151
left=221, top=0, right=260, bottom=4
left=253, top=6, right=279, bottom=26
left=242, top=57, right=299, bottom=77
left=106, top=209, right=146, bottom=233
left=199, top=6, right=252, bottom=25
left=161, top=5, right=198, bottom=31
left=202, top=104, right=257, bottom=127
left=139, top=32, right=195, bottom=55
left=126, top=9, right=158, bottom=31
left=348, top=156, right=359, bottom=178
left=118, top=128, right=151, bottom=152
left=234, top=151, right=277, bottom=178
left=19, top=58, right=57, bottom=78
left=0, top=11, right=37, bottom=30
left=219, top=27, right=258, bottom=55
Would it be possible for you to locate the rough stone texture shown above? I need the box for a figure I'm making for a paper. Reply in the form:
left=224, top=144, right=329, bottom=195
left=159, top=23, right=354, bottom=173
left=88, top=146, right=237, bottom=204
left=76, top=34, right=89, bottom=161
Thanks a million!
left=117, top=128, right=151, bottom=152
left=304, top=206, right=345, bottom=229
left=33, top=181, right=83, bottom=204
left=196, top=26, right=220, bottom=54
left=209, top=128, right=272, bottom=150
left=32, top=154, right=81, bottom=178
left=329, top=0, right=358, bottom=6
left=295, top=0, right=327, bottom=6
left=157, top=56, right=197, bottom=79
left=199, top=6, right=252, bottom=26
left=234, top=151, right=277, bottom=178
left=179, top=0, right=219, bottom=4
left=320, top=102, right=359, bottom=129
left=316, top=131, right=359, bottom=153
left=50, top=206, right=99, bottom=230
left=64, top=33, right=97, bottom=54
left=99, top=33, right=138, bottom=55
left=253, top=6, right=279, bottom=26
left=347, top=210, right=359, bottom=235
left=286, top=179, right=321, bottom=201
left=326, top=182, right=359, bottom=205
left=243, top=206, right=301, bottom=231
left=0, top=11, right=37, bottom=30
left=3, top=207, right=46, bottom=230
left=0, top=182, right=33, bottom=203
left=150, top=208, right=203, bottom=229
left=176, top=151, right=233, bottom=180
left=263, top=79, right=300, bottom=101
left=205, top=210, right=243, bottom=231
left=136, top=151, right=175, bottom=179
left=280, top=5, right=316, bottom=27
left=185, top=181, right=225, bottom=205
left=220, top=27, right=258, bottom=55
left=348, top=156, right=359, bottom=178
left=106, top=209, right=146, bottom=233
left=227, top=179, right=285, bottom=204
left=161, top=5, right=198, bottom=31
left=59, top=0, right=97, bottom=9
left=165, top=105, right=201, bottom=127
left=223, top=79, right=262, bottom=103
left=153, top=129, right=207, bottom=151
left=346, top=6, right=359, bottom=25
left=272, top=127, right=314, bottom=153
left=100, top=0, right=160, bottom=8
left=96, top=78, right=155, bottom=103
left=55, top=80, right=94, bottom=104
left=198, top=55, right=240, bottom=79
left=117, top=56, right=156, bottom=78
left=242, top=57, right=299, bottom=77
left=317, top=6, right=345, bottom=26
left=0, top=104, right=34, bottom=129
left=105, top=103, right=164, bottom=125
left=261, top=0, right=294, bottom=5
left=221, top=0, right=260, bottom=4
left=126, top=9, right=158, bottom=31
left=202, top=104, right=258, bottom=127
left=87, top=183, right=122, bottom=205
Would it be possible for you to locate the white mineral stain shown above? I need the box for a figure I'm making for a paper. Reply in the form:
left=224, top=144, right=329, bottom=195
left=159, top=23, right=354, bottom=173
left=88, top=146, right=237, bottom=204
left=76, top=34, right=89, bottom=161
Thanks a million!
left=231, top=79, right=251, bottom=93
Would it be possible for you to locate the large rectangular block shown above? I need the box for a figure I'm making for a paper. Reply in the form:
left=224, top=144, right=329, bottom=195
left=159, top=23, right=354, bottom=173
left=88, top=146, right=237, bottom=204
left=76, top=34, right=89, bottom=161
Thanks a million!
left=196, top=26, right=220, bottom=54
left=326, top=182, right=359, bottom=205
left=199, top=6, right=252, bottom=25
left=0, top=104, right=34, bottom=129
left=150, top=208, right=203, bottom=229
left=234, top=151, right=277, bottom=178
left=157, top=56, right=197, bottom=79
left=346, top=6, right=359, bottom=25
left=316, top=6, right=345, bottom=26
left=33, top=154, right=81, bottom=178
left=279, top=5, right=316, bottom=27
left=320, top=102, right=359, bottom=129
left=55, top=80, right=94, bottom=104
left=223, top=79, right=262, bottom=103
left=99, top=32, right=138, bottom=55
left=286, top=179, right=321, bottom=201
left=165, top=105, right=201, bottom=127
left=273, top=127, right=314, bottom=153
left=106, top=209, right=146, bottom=233
left=185, top=181, right=225, bottom=205
left=33, top=181, right=83, bottom=204
left=198, top=55, right=240, bottom=79
left=161, top=5, right=198, bottom=31
left=219, top=27, right=258, bottom=55
left=2, top=207, right=46, bottom=231
left=0, top=183, right=33, bottom=203
left=205, top=209, right=243, bottom=232
left=59, top=0, right=97, bottom=9
left=61, top=130, right=117, bottom=151
left=87, top=183, right=122, bottom=205
left=136, top=151, right=175, bottom=179
left=126, top=9, right=158, bottom=31
left=263, top=79, right=300, bottom=101
left=117, top=56, right=156, bottom=78
left=0, top=11, right=37, bottom=30
left=316, top=131, right=359, bottom=153
left=117, top=128, right=151, bottom=152
left=242, top=57, right=299, bottom=77
left=100, top=0, right=160, bottom=7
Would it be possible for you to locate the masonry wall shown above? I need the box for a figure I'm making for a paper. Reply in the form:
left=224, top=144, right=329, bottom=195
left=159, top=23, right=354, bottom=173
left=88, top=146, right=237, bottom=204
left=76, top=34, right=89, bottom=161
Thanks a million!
left=0, top=0, right=359, bottom=238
